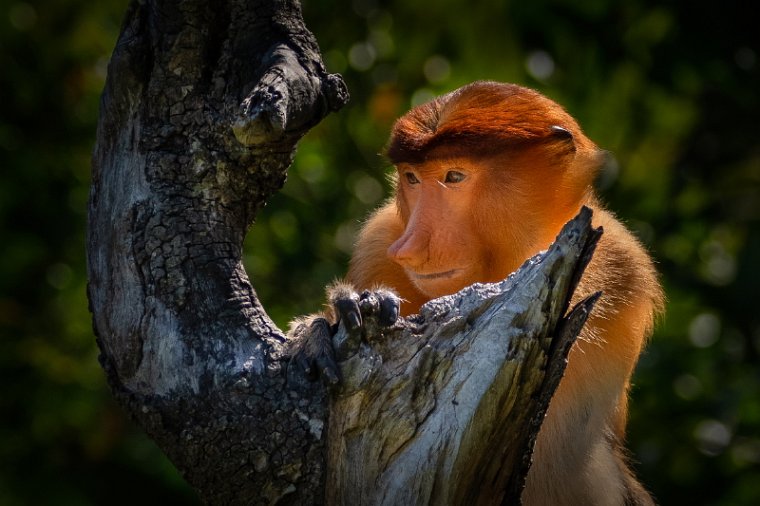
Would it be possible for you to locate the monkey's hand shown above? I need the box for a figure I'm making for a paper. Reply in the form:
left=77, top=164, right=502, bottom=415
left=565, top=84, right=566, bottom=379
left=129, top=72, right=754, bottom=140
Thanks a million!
left=287, top=315, right=340, bottom=387
left=286, top=285, right=400, bottom=387
left=329, top=284, right=400, bottom=361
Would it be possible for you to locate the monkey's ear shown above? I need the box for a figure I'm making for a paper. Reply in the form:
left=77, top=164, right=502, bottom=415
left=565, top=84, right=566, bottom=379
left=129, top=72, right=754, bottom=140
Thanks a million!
left=550, top=125, right=574, bottom=141
left=549, top=125, right=576, bottom=154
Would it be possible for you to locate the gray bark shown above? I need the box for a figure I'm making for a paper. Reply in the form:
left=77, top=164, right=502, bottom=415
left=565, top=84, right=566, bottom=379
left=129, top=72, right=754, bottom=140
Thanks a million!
left=87, top=0, right=599, bottom=504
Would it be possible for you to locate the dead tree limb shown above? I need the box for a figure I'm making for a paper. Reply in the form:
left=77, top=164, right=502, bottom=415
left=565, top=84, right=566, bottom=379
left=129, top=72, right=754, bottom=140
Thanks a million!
left=87, top=0, right=600, bottom=504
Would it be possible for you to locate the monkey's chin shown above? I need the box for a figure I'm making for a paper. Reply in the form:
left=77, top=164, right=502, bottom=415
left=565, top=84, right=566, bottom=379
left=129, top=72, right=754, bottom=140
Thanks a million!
left=406, top=268, right=470, bottom=299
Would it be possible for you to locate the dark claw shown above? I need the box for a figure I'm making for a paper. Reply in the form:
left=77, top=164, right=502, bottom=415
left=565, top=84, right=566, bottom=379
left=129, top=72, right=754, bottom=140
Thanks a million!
left=378, top=291, right=400, bottom=327
left=335, top=297, right=362, bottom=332
left=296, top=353, right=313, bottom=379
left=317, top=357, right=340, bottom=385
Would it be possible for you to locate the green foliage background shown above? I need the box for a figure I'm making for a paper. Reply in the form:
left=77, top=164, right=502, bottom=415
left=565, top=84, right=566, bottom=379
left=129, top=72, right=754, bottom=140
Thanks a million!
left=1, top=0, right=758, bottom=504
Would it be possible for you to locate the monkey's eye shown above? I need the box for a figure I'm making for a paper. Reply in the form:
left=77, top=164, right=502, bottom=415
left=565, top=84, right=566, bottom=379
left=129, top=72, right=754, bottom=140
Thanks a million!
left=444, top=170, right=466, bottom=184
left=404, top=172, right=420, bottom=185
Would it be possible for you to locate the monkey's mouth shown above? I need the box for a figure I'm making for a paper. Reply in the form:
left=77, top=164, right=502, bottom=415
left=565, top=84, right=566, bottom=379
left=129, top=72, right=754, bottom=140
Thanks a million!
left=409, top=269, right=462, bottom=280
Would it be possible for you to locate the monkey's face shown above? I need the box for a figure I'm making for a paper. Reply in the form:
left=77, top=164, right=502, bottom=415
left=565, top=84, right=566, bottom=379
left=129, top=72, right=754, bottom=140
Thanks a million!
left=382, top=81, right=602, bottom=302
left=387, top=158, right=493, bottom=299
left=386, top=149, right=578, bottom=300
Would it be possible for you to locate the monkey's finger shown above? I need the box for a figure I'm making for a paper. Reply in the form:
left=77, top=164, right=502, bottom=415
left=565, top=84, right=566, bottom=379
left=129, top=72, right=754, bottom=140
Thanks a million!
left=377, top=292, right=400, bottom=327
left=286, top=351, right=314, bottom=383
left=335, top=297, right=362, bottom=333
left=296, top=353, right=316, bottom=379
left=304, top=318, right=340, bottom=385
left=316, top=354, right=340, bottom=386
left=357, top=290, right=379, bottom=317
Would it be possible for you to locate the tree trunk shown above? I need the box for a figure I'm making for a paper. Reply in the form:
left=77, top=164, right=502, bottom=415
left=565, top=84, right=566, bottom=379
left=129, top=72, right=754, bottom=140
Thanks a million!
left=87, top=1, right=599, bottom=504
left=88, top=0, right=347, bottom=503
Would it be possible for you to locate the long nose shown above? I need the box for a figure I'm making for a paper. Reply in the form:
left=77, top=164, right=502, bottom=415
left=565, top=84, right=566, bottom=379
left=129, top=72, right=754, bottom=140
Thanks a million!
left=387, top=204, right=431, bottom=269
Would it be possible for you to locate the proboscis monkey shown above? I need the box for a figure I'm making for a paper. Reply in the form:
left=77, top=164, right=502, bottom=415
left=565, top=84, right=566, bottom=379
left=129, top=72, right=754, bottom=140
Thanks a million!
left=289, top=81, right=663, bottom=505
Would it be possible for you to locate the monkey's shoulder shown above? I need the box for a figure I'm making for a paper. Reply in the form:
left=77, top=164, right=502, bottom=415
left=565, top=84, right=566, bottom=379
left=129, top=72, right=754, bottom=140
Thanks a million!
left=581, top=207, right=664, bottom=318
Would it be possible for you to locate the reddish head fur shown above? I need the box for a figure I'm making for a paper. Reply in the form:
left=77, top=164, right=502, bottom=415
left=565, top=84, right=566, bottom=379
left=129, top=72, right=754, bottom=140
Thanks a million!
left=386, top=81, right=595, bottom=164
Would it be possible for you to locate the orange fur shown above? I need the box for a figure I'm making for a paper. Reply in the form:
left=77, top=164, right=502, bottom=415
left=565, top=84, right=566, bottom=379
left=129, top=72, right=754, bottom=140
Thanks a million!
left=344, top=81, right=663, bottom=505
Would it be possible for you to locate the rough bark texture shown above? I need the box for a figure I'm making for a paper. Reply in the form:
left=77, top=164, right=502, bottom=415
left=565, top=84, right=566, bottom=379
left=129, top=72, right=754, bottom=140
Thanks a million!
left=88, top=0, right=347, bottom=503
left=87, top=1, right=599, bottom=504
